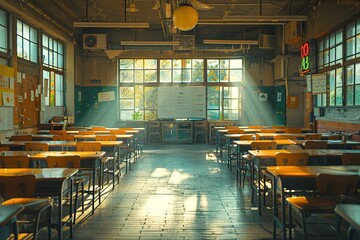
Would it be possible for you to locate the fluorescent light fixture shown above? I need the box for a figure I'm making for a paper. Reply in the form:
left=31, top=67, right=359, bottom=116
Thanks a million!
left=121, top=41, right=180, bottom=46
left=203, top=39, right=259, bottom=45
left=73, top=22, right=150, bottom=28
left=222, top=15, right=307, bottom=22
left=198, top=19, right=285, bottom=25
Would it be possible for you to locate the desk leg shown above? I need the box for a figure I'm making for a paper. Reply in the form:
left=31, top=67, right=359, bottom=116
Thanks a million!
left=272, top=175, right=277, bottom=240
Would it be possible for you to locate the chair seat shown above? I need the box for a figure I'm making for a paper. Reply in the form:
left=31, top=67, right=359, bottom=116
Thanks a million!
left=287, top=197, right=336, bottom=211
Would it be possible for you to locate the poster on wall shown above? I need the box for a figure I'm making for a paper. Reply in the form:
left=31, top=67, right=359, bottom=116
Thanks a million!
left=311, top=73, right=327, bottom=94
left=2, top=92, right=14, bottom=106
left=98, top=91, right=115, bottom=102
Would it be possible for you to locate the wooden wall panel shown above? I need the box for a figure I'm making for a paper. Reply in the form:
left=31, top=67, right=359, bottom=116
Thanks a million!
left=316, top=119, right=360, bottom=134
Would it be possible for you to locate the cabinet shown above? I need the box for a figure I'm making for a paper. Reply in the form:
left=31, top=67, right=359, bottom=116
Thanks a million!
left=162, top=121, right=193, bottom=143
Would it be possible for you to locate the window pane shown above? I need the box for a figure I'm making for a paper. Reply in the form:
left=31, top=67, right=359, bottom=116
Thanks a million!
left=329, top=70, right=335, bottom=106
left=30, top=27, right=37, bottom=41
left=23, top=39, right=30, bottom=60
left=160, top=70, right=171, bottom=82
left=230, top=59, right=242, bottom=68
left=0, top=27, right=7, bottom=51
left=120, top=87, right=134, bottom=98
left=336, top=30, right=342, bottom=44
left=144, top=70, right=157, bottom=82
left=173, top=69, right=181, bottom=82
left=16, top=20, right=22, bottom=35
left=355, top=85, right=360, bottom=105
left=230, top=69, right=242, bottom=82
left=135, top=70, right=143, bottom=83
left=346, top=85, right=354, bottom=105
left=30, top=42, right=37, bottom=62
left=55, top=74, right=63, bottom=106
left=160, top=59, right=171, bottom=68
left=207, top=69, right=219, bottom=82
left=43, top=70, right=50, bottom=105
left=23, top=24, right=29, bottom=39
left=182, top=69, right=191, bottom=82
left=219, top=69, right=229, bottom=82
left=207, top=59, right=219, bottom=69
left=356, top=63, right=360, bottom=84
left=346, top=65, right=354, bottom=85
left=144, top=59, right=157, bottom=69
left=192, top=59, right=203, bottom=69
left=120, top=59, right=133, bottom=69
left=120, top=70, right=134, bottom=82
left=192, top=69, right=203, bottom=82
left=346, top=37, right=355, bottom=58
left=346, top=22, right=355, bottom=38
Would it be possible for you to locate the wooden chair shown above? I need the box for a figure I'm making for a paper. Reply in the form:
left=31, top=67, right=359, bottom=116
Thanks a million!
left=49, top=130, right=67, bottom=135
left=46, top=155, right=85, bottom=224
left=9, top=135, right=32, bottom=141
left=328, top=135, right=342, bottom=140
left=260, top=129, right=276, bottom=133
left=284, top=128, right=302, bottom=133
left=239, top=134, right=254, bottom=140
left=227, top=129, right=245, bottom=134
left=24, top=142, right=49, bottom=151
left=304, top=140, right=328, bottom=149
left=95, top=135, right=117, bottom=141
left=109, top=129, right=127, bottom=135
left=275, top=152, right=309, bottom=166
left=274, top=134, right=297, bottom=140
left=193, top=121, right=208, bottom=144
left=148, top=121, right=161, bottom=144
left=341, top=153, right=360, bottom=165
left=287, top=174, right=359, bottom=239
left=0, top=175, right=52, bottom=239
left=78, top=131, right=94, bottom=135
left=76, top=142, right=101, bottom=151
left=0, top=155, right=30, bottom=168
left=91, top=126, right=106, bottom=131
left=53, top=134, right=75, bottom=141
left=248, top=125, right=263, bottom=129
left=0, top=146, right=10, bottom=151
left=248, top=141, right=277, bottom=214
left=304, top=133, right=322, bottom=140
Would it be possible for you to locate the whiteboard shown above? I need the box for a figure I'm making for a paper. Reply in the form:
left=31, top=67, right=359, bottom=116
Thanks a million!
left=0, top=107, right=13, bottom=130
left=158, top=86, right=206, bottom=119
left=312, top=73, right=327, bottom=94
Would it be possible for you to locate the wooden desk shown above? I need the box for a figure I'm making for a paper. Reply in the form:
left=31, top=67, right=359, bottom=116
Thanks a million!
left=0, top=168, right=78, bottom=240
left=248, top=149, right=360, bottom=159
left=293, top=140, right=360, bottom=149
left=335, top=204, right=360, bottom=240
left=266, top=166, right=360, bottom=240
left=0, top=205, right=24, bottom=240
left=0, top=151, right=105, bottom=215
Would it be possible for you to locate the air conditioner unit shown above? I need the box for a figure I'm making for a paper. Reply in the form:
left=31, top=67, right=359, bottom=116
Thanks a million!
left=83, top=34, right=107, bottom=50
left=285, top=21, right=302, bottom=44
left=258, top=34, right=275, bottom=49
left=173, top=35, right=195, bottom=51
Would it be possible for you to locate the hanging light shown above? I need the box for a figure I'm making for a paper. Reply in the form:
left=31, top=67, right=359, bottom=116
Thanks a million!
left=172, top=2, right=198, bottom=31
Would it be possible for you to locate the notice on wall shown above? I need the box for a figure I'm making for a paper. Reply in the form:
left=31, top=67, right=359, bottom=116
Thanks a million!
left=0, top=107, right=13, bottom=130
left=2, top=92, right=14, bottom=106
left=158, top=86, right=206, bottom=119
left=312, top=73, right=327, bottom=94
left=98, top=91, right=115, bottom=102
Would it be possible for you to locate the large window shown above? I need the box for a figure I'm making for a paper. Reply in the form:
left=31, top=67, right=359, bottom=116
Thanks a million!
left=17, top=20, right=38, bottom=63
left=318, top=30, right=343, bottom=69
left=0, top=8, right=8, bottom=53
left=118, top=58, right=243, bottom=121
left=42, top=34, right=64, bottom=106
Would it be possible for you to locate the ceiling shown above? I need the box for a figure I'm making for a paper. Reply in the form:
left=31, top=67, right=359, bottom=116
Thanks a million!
left=12, top=0, right=315, bottom=51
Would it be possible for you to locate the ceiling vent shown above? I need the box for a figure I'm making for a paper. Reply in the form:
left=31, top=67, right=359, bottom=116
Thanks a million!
left=173, top=35, right=195, bottom=51
left=258, top=34, right=275, bottom=49
left=83, top=34, right=107, bottom=50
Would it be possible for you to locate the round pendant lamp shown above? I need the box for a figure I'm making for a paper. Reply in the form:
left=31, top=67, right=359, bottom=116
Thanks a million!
left=173, top=4, right=198, bottom=31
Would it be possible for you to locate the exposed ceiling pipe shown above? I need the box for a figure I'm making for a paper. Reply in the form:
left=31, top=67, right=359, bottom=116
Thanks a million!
left=19, top=0, right=73, bottom=37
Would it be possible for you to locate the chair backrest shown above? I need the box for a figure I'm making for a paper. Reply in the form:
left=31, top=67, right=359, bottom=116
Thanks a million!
left=95, top=135, right=117, bottom=141
left=284, top=128, right=302, bottom=133
left=304, top=140, right=328, bottom=149
left=272, top=125, right=286, bottom=129
left=0, top=175, right=36, bottom=199
left=49, top=130, right=67, bottom=135
left=109, top=129, right=127, bottom=135
left=9, top=135, right=32, bottom=141
left=119, top=128, right=133, bottom=131
left=25, top=142, right=49, bottom=151
left=239, top=134, right=254, bottom=140
left=248, top=125, right=263, bottom=129
left=341, top=153, right=360, bottom=165
left=275, top=152, right=309, bottom=166
left=327, top=135, right=342, bottom=140
left=0, top=147, right=10, bottom=151
left=91, top=126, right=106, bottom=131
left=227, top=129, right=245, bottom=134
left=53, top=134, right=75, bottom=141
left=225, top=126, right=238, bottom=129
left=250, top=141, right=277, bottom=150
left=78, top=131, right=95, bottom=135
left=304, top=133, right=322, bottom=140
left=316, top=174, right=359, bottom=196
left=260, top=129, right=276, bottom=133
left=0, top=155, right=30, bottom=168
left=46, top=155, right=81, bottom=168
left=274, top=134, right=297, bottom=140
left=76, top=142, right=102, bottom=151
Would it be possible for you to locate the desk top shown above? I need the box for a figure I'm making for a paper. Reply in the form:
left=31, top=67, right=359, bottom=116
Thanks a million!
left=266, top=165, right=360, bottom=178
left=0, top=151, right=106, bottom=159
left=249, top=149, right=360, bottom=158
left=37, top=129, right=140, bottom=134
left=233, top=139, right=297, bottom=146
left=0, top=168, right=78, bottom=179
left=0, top=205, right=24, bottom=226
left=1, top=140, right=123, bottom=147
left=335, top=204, right=360, bottom=231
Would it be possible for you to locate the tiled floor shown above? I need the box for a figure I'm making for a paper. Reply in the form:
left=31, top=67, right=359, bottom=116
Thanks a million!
left=51, top=144, right=347, bottom=240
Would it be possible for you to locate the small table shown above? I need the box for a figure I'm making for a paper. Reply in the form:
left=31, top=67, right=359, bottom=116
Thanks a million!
left=0, top=205, right=24, bottom=239
left=335, top=204, right=360, bottom=240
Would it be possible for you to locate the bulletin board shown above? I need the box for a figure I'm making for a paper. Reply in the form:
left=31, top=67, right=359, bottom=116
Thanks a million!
left=311, top=73, right=327, bottom=94
left=0, top=65, right=15, bottom=130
